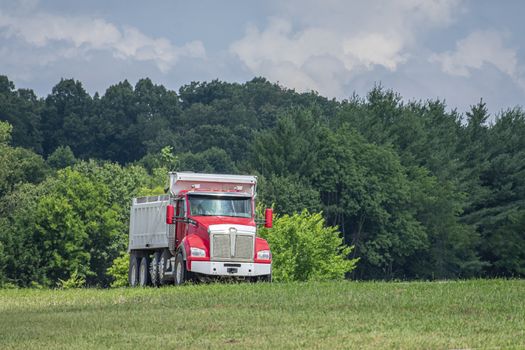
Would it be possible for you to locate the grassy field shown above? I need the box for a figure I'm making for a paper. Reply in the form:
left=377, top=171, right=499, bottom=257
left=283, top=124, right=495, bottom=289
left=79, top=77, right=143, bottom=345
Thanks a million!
left=0, top=280, right=524, bottom=349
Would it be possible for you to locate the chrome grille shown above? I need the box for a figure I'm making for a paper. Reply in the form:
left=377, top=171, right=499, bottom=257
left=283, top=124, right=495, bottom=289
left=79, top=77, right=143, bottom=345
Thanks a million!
left=235, top=235, right=253, bottom=260
left=212, top=234, right=231, bottom=259
left=211, top=232, right=254, bottom=261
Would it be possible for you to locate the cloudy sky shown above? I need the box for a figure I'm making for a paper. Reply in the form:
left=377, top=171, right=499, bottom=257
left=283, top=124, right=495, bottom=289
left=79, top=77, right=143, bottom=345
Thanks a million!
left=1, top=0, right=524, bottom=115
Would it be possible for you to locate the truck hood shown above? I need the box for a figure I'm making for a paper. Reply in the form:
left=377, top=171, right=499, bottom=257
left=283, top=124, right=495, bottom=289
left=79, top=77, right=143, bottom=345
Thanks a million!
left=192, top=216, right=255, bottom=230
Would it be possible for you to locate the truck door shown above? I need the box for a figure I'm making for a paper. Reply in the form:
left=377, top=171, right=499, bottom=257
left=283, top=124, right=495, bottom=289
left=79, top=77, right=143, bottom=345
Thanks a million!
left=175, top=198, right=187, bottom=246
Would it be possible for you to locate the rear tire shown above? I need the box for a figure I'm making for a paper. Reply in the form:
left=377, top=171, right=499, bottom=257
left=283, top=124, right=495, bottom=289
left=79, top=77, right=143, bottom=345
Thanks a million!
left=150, top=251, right=161, bottom=287
left=138, top=256, right=150, bottom=287
left=174, top=253, right=186, bottom=286
left=128, top=252, right=139, bottom=287
left=159, top=249, right=172, bottom=285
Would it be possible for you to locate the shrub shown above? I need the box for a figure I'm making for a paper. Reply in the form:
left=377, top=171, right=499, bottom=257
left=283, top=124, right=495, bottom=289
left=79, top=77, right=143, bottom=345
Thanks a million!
left=260, top=210, right=358, bottom=282
left=58, top=269, right=86, bottom=289
left=107, top=252, right=130, bottom=287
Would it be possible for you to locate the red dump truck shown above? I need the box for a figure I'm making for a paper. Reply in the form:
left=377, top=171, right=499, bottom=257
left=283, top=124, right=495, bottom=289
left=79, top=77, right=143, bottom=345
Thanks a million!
left=128, top=172, right=273, bottom=286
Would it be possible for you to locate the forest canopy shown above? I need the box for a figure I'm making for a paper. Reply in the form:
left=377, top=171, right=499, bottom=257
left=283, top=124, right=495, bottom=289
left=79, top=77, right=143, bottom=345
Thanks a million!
left=1, top=74, right=524, bottom=286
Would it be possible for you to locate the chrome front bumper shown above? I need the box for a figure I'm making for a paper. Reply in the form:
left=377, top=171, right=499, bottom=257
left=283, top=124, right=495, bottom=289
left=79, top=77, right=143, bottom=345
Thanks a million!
left=190, top=261, right=271, bottom=276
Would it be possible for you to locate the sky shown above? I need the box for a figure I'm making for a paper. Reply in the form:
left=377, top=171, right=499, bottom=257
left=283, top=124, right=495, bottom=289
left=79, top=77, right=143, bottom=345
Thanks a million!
left=1, top=0, right=524, bottom=116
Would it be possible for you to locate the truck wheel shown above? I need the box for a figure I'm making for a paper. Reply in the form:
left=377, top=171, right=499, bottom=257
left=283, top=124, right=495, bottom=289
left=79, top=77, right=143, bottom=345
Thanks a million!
left=174, top=253, right=186, bottom=286
left=129, top=252, right=139, bottom=287
left=260, top=274, right=272, bottom=283
left=150, top=251, right=161, bottom=287
left=159, top=249, right=172, bottom=285
left=138, top=256, right=150, bottom=287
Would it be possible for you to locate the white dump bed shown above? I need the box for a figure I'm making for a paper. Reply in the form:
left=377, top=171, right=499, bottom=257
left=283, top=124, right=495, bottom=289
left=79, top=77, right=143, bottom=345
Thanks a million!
left=128, top=194, right=170, bottom=251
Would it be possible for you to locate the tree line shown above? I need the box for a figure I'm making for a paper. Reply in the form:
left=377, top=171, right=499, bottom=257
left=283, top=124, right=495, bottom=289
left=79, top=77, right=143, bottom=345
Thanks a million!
left=0, top=74, right=524, bottom=287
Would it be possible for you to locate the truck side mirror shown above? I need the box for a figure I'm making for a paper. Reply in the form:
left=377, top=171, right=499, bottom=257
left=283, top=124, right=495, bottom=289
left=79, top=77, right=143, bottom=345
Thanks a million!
left=166, top=204, right=174, bottom=224
left=264, top=208, right=273, bottom=228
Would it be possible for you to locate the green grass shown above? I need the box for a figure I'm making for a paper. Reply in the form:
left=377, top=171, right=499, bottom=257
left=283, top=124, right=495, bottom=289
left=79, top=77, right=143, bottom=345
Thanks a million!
left=0, top=280, right=524, bottom=349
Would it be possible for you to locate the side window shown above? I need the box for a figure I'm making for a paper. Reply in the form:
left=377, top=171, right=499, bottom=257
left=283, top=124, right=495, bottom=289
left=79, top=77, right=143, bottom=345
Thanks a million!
left=177, top=199, right=186, bottom=218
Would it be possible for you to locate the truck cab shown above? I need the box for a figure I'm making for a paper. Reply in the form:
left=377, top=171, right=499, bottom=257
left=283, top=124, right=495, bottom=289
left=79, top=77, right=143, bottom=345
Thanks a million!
left=128, top=172, right=272, bottom=286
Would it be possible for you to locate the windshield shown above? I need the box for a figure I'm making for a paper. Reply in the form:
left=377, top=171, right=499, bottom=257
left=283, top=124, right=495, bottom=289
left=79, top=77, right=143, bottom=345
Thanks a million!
left=189, top=195, right=252, bottom=218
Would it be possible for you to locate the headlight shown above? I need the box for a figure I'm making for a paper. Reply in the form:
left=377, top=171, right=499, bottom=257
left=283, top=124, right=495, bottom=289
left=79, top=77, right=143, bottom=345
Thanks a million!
left=257, top=250, right=271, bottom=260
left=190, top=247, right=206, bottom=257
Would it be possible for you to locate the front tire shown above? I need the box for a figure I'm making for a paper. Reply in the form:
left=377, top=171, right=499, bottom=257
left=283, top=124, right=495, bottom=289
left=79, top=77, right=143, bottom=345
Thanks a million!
left=259, top=274, right=272, bottom=283
left=138, top=256, right=150, bottom=287
left=174, top=253, right=186, bottom=286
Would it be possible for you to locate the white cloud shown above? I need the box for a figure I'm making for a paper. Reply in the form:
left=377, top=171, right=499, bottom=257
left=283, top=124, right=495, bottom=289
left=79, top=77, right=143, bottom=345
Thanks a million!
left=430, top=30, right=525, bottom=94
left=343, top=33, right=406, bottom=71
left=230, top=0, right=462, bottom=97
left=0, top=10, right=205, bottom=72
left=431, top=30, right=518, bottom=77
